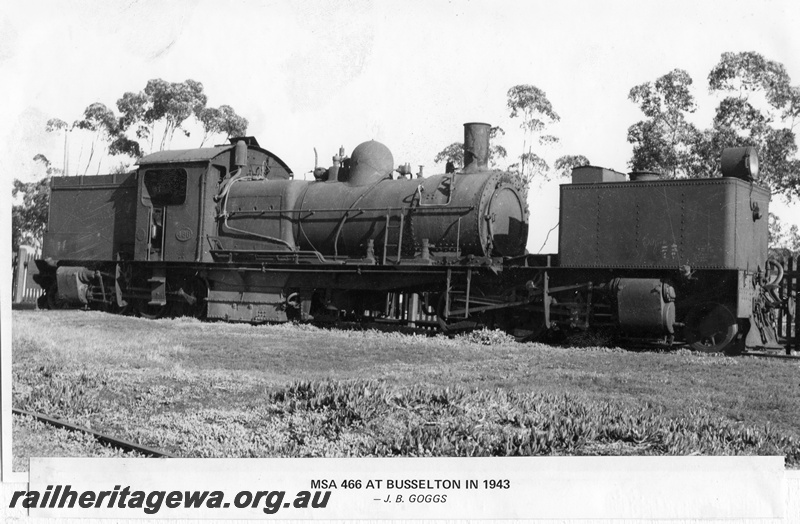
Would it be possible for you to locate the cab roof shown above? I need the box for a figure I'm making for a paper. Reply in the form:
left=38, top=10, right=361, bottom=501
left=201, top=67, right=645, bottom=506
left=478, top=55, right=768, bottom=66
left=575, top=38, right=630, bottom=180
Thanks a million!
left=137, top=137, right=293, bottom=175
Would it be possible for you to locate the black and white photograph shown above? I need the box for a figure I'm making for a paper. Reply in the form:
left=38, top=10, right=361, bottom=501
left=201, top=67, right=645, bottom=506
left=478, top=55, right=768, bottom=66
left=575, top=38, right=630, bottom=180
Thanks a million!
left=3, top=0, right=800, bottom=520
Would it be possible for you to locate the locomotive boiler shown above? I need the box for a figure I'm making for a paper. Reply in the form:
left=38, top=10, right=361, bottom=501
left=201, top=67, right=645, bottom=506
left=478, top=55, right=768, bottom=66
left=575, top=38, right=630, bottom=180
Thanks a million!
left=217, top=123, right=527, bottom=261
left=33, top=121, right=784, bottom=354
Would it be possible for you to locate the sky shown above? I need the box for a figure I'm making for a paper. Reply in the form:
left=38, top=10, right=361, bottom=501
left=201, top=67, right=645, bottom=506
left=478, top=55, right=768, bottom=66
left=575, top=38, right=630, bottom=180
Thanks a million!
left=2, top=0, right=799, bottom=252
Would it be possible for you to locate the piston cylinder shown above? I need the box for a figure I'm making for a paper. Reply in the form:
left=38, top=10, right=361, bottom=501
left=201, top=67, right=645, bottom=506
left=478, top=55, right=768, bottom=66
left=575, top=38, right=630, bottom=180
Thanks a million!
left=55, top=266, right=95, bottom=305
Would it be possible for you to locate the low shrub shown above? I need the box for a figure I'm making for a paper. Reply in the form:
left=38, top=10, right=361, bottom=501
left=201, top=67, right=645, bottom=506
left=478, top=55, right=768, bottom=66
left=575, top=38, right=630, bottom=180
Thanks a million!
left=456, top=328, right=517, bottom=346
left=136, top=381, right=800, bottom=464
left=13, top=368, right=800, bottom=465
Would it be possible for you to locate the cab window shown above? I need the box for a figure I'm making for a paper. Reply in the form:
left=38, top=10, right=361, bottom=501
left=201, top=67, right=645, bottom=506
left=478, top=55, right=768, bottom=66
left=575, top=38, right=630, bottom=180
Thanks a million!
left=142, top=168, right=187, bottom=206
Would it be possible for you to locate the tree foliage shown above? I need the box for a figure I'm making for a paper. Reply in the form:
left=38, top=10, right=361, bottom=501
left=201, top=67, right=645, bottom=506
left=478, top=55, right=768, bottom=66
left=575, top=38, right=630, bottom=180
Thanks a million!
left=46, top=78, right=250, bottom=176
left=198, top=105, right=249, bottom=146
left=76, top=102, right=118, bottom=175
left=705, top=51, right=800, bottom=196
left=12, top=155, right=55, bottom=252
left=507, top=85, right=560, bottom=133
left=627, top=53, right=800, bottom=197
left=487, top=126, right=508, bottom=167
left=627, top=69, right=699, bottom=178
left=45, top=118, right=69, bottom=133
left=506, top=84, right=561, bottom=184
left=116, top=79, right=247, bottom=153
left=768, top=212, right=800, bottom=259
left=434, top=142, right=464, bottom=167
left=553, top=154, right=591, bottom=178
left=117, top=78, right=214, bottom=152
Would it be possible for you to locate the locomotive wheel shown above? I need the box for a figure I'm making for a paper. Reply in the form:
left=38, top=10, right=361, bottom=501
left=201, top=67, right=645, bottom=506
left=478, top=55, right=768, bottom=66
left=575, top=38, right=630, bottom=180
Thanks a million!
left=132, top=287, right=172, bottom=319
left=175, top=277, right=208, bottom=319
left=188, top=278, right=208, bottom=319
left=130, top=271, right=174, bottom=319
left=512, top=319, right=547, bottom=343
left=435, top=293, right=479, bottom=333
left=135, top=301, right=171, bottom=320
left=684, top=303, right=738, bottom=353
left=107, top=300, right=133, bottom=316
left=502, top=307, right=548, bottom=343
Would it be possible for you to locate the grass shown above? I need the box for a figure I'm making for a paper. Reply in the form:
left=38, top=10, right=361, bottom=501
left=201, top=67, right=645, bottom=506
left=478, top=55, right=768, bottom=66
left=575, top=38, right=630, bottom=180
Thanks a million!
left=12, top=310, right=800, bottom=469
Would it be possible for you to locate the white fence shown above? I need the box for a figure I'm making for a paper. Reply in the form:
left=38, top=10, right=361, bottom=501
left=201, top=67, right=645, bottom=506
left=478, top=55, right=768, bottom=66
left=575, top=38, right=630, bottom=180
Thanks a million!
left=12, top=245, right=43, bottom=307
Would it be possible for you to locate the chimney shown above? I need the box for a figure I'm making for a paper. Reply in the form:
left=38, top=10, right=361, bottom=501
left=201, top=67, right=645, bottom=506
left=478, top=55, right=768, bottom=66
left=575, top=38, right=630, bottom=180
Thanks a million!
left=463, top=122, right=491, bottom=173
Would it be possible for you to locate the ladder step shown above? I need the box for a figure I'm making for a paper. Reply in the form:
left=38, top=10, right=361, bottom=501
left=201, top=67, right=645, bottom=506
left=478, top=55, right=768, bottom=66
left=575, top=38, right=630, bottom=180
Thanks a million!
left=382, top=213, right=405, bottom=264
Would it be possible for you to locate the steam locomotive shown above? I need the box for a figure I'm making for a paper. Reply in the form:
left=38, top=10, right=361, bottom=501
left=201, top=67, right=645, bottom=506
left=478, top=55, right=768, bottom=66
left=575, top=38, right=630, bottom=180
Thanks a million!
left=34, top=123, right=783, bottom=353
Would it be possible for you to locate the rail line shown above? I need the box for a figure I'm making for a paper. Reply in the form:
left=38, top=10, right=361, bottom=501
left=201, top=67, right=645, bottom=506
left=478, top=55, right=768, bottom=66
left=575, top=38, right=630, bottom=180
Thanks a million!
left=742, top=351, right=800, bottom=361
left=12, top=408, right=173, bottom=458
left=319, top=319, right=800, bottom=359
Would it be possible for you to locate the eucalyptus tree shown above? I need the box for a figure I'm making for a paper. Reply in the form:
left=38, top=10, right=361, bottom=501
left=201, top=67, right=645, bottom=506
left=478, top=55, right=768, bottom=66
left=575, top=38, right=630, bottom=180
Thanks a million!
left=506, top=84, right=561, bottom=184
left=626, top=69, right=699, bottom=178
left=553, top=154, right=591, bottom=179
left=198, top=105, right=249, bottom=146
left=627, top=53, right=800, bottom=196
left=47, top=78, right=251, bottom=175
left=705, top=51, right=800, bottom=197
left=12, top=155, right=56, bottom=251
left=119, top=78, right=208, bottom=152
left=75, top=102, right=118, bottom=175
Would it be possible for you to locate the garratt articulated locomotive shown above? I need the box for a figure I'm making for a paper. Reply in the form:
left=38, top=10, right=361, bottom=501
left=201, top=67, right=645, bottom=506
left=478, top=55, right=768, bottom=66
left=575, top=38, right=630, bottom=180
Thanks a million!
left=34, top=122, right=783, bottom=353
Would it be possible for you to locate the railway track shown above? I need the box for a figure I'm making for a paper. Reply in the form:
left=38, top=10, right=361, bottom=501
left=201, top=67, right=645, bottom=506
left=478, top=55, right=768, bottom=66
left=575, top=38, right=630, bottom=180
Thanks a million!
left=12, top=408, right=173, bottom=458
left=742, top=351, right=800, bottom=361
left=324, top=320, right=800, bottom=358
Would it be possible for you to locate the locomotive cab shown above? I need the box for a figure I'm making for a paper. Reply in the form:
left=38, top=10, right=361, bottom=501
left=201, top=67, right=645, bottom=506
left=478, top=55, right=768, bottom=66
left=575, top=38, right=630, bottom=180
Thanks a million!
left=134, top=137, right=295, bottom=263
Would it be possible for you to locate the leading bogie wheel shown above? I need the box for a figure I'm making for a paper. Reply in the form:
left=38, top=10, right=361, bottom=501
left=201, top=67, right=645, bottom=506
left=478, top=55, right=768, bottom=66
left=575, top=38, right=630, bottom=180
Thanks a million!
left=135, top=300, right=172, bottom=319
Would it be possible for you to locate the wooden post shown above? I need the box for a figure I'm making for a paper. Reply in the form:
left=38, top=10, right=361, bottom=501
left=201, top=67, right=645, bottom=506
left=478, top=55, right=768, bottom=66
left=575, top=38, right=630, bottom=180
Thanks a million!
left=464, top=269, right=472, bottom=319
left=788, top=257, right=793, bottom=352
left=793, top=256, right=799, bottom=354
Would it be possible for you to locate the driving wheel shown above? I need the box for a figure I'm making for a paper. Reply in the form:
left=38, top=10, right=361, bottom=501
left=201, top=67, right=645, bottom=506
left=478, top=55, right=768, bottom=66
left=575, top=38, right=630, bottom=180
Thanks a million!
left=684, top=303, right=738, bottom=353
